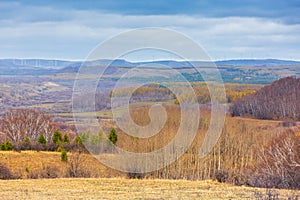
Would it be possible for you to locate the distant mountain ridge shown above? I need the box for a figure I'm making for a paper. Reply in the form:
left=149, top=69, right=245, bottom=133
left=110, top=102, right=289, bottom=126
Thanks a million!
left=0, top=58, right=299, bottom=76
left=215, top=59, right=300, bottom=66
left=1, top=58, right=300, bottom=68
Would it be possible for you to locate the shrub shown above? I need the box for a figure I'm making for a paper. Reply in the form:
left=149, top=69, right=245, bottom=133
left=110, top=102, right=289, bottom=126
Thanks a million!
left=0, top=143, right=7, bottom=150
left=126, top=165, right=145, bottom=179
left=61, top=149, right=68, bottom=162
left=108, top=128, right=118, bottom=145
left=25, top=167, right=30, bottom=173
left=23, top=137, right=32, bottom=150
left=63, top=134, right=70, bottom=144
left=57, top=146, right=63, bottom=152
left=46, top=142, right=58, bottom=151
left=40, top=165, right=60, bottom=179
left=65, top=152, right=91, bottom=178
left=25, top=167, right=40, bottom=179
left=5, top=141, right=13, bottom=150
left=253, top=189, right=280, bottom=200
left=52, top=130, right=63, bottom=145
left=74, top=136, right=82, bottom=145
left=215, top=170, right=229, bottom=183
left=26, top=170, right=39, bottom=179
left=12, top=142, right=22, bottom=152
left=0, top=162, right=14, bottom=179
left=74, top=136, right=84, bottom=151
left=79, top=132, right=89, bottom=143
left=24, top=137, right=30, bottom=143
left=127, top=172, right=145, bottom=179
left=31, top=142, right=43, bottom=152
left=38, top=134, right=47, bottom=145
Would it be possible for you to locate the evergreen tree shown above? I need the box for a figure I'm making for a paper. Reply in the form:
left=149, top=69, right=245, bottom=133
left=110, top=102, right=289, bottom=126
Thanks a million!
left=38, top=134, right=47, bottom=144
left=108, top=128, right=118, bottom=145
left=63, top=134, right=70, bottom=144
left=52, top=130, right=63, bottom=145
left=61, top=149, right=68, bottom=162
left=74, top=136, right=83, bottom=146
left=0, top=143, right=7, bottom=151
left=5, top=141, right=13, bottom=150
left=24, top=137, right=30, bottom=143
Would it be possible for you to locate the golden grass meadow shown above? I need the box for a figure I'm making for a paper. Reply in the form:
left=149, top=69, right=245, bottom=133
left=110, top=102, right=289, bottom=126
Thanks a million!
left=1, top=178, right=299, bottom=200
left=0, top=151, right=299, bottom=200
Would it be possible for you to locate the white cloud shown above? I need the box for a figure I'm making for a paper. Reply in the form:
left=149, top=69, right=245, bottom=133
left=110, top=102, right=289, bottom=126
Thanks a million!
left=0, top=4, right=299, bottom=60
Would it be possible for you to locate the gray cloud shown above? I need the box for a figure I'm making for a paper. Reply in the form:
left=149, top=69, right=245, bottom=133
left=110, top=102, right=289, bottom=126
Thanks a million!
left=0, top=3, right=299, bottom=60
left=6, top=0, right=299, bottom=24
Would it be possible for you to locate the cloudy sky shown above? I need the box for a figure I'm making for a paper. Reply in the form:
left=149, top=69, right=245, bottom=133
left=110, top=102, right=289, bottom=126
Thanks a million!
left=0, top=0, right=299, bottom=61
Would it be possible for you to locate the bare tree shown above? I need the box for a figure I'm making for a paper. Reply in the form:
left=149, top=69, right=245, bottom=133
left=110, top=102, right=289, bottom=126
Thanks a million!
left=0, top=109, right=56, bottom=143
left=256, top=129, right=300, bottom=188
left=230, top=76, right=300, bottom=120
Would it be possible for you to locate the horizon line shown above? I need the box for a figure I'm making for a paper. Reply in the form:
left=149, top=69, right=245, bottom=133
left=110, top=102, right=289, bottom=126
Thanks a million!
left=1, top=57, right=300, bottom=62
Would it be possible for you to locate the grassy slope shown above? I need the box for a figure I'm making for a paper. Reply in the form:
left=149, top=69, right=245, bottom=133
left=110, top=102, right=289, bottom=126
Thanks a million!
left=0, top=151, right=299, bottom=199
left=0, top=151, right=114, bottom=179
left=0, top=178, right=299, bottom=200
left=0, top=115, right=297, bottom=199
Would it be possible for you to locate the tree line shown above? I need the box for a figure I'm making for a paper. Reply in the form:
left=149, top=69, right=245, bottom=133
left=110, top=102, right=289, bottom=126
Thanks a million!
left=73, top=83, right=260, bottom=112
left=0, top=109, right=117, bottom=152
left=230, top=76, right=300, bottom=120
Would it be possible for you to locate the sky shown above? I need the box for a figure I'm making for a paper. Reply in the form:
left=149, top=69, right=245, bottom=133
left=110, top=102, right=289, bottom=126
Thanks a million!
left=0, top=0, right=299, bottom=61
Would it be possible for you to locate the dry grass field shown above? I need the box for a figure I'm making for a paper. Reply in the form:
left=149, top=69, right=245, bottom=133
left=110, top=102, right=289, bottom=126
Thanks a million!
left=0, top=152, right=299, bottom=200
left=0, top=151, right=118, bottom=179
left=0, top=178, right=299, bottom=200
left=0, top=115, right=298, bottom=199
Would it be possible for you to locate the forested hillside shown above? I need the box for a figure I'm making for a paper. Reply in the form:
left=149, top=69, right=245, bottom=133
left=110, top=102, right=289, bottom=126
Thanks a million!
left=230, top=76, right=300, bottom=120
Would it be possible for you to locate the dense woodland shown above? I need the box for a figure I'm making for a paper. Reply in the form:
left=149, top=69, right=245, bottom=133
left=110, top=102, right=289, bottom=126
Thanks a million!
left=230, top=76, right=300, bottom=120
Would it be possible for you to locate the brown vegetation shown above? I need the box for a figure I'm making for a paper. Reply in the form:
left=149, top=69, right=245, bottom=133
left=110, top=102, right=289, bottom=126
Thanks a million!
left=112, top=82, right=259, bottom=105
left=104, top=104, right=299, bottom=188
left=0, top=79, right=298, bottom=190
left=0, top=178, right=298, bottom=200
left=254, top=130, right=300, bottom=189
left=230, top=76, right=300, bottom=120
left=0, top=109, right=76, bottom=152
left=0, top=151, right=118, bottom=179
left=1, top=105, right=298, bottom=189
left=0, top=109, right=56, bottom=143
